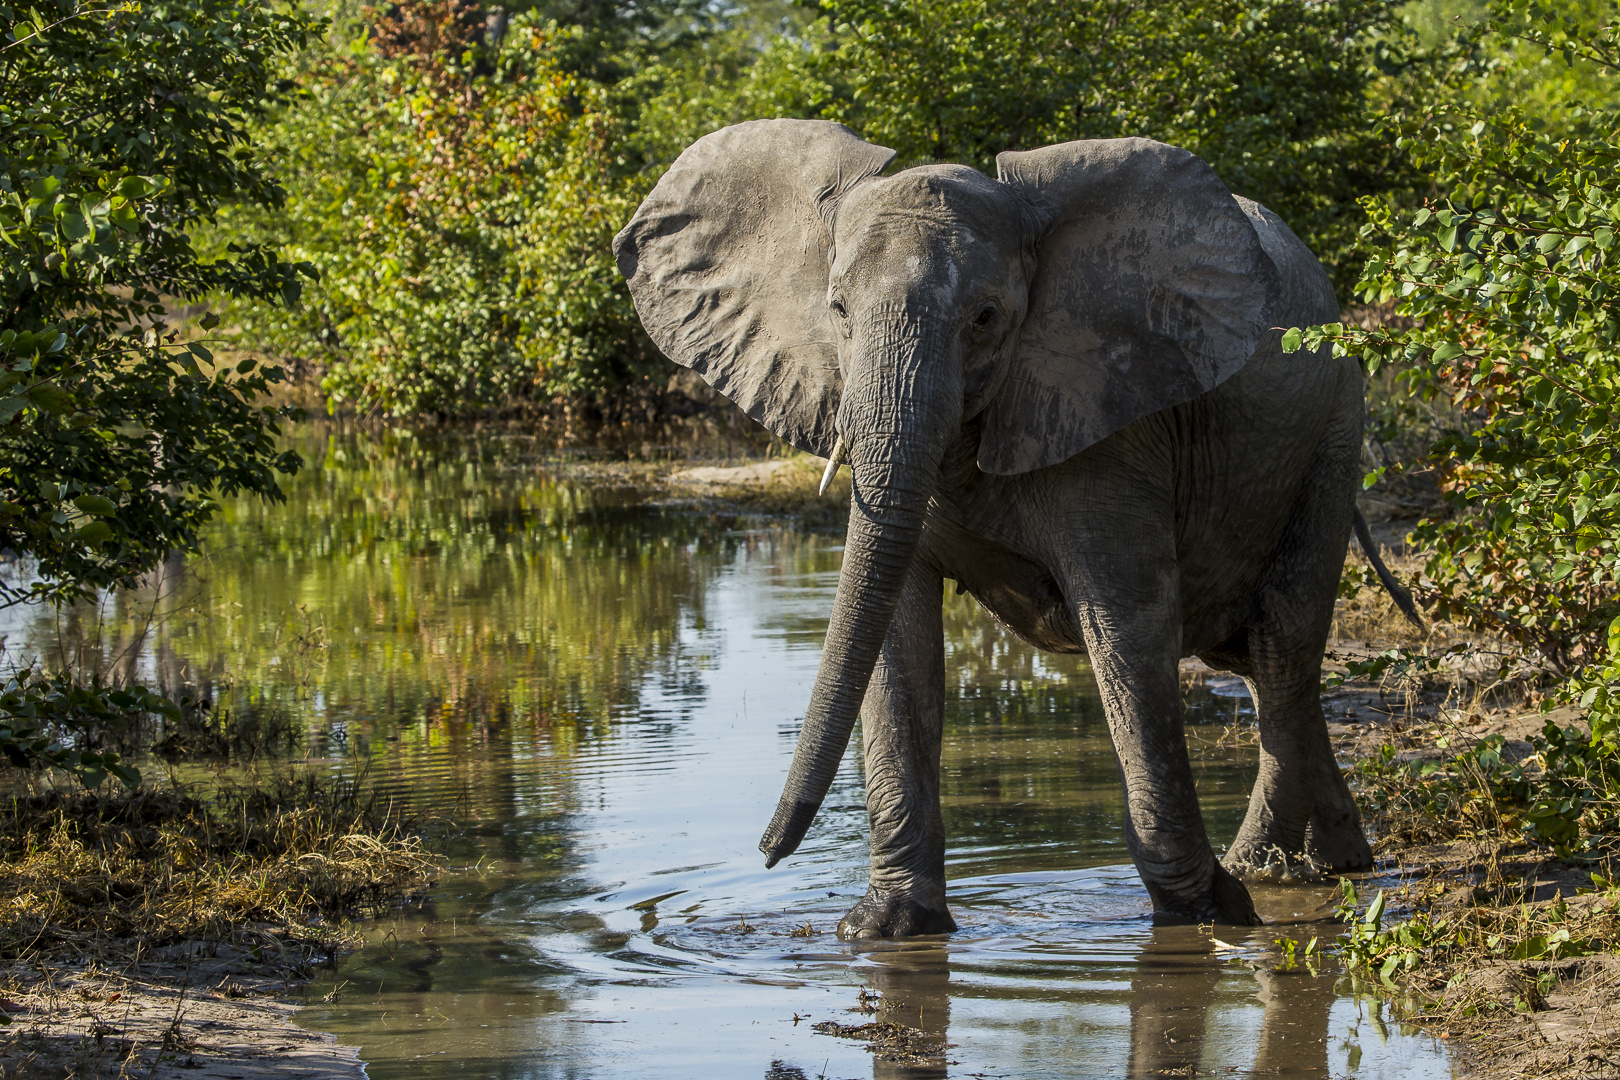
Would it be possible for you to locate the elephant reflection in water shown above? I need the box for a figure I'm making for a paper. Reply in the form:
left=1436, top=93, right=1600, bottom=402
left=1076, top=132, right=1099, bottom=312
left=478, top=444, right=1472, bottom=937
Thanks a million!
left=771, top=928, right=1343, bottom=1079
left=863, top=945, right=953, bottom=1080
left=1128, top=926, right=1340, bottom=1078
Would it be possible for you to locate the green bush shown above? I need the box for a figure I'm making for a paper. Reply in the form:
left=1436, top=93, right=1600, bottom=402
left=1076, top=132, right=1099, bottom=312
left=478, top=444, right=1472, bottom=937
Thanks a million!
left=808, top=0, right=1422, bottom=291
left=239, top=0, right=1430, bottom=413
left=0, top=0, right=314, bottom=783
left=225, top=7, right=670, bottom=414
left=1302, top=9, right=1619, bottom=676
left=1301, top=0, right=1620, bottom=849
left=0, top=0, right=310, bottom=609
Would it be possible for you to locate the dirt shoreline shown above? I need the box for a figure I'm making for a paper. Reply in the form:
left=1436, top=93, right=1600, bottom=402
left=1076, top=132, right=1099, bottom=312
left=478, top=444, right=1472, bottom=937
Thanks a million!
left=0, top=946, right=361, bottom=1079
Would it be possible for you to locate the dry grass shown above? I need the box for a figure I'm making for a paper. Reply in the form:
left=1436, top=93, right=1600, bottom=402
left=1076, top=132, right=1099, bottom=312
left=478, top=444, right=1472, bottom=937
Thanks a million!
left=0, top=774, right=438, bottom=1079
left=1332, top=513, right=1433, bottom=649
left=661, top=451, right=853, bottom=529
left=0, top=775, right=442, bottom=967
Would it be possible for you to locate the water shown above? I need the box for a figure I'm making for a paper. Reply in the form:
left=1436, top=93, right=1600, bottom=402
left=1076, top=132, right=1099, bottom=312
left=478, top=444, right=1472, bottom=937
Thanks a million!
left=0, top=423, right=1453, bottom=1079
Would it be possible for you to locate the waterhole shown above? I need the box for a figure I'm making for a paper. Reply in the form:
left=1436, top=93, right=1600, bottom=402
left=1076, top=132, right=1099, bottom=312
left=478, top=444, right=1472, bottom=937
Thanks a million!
left=6, top=424, right=1454, bottom=1079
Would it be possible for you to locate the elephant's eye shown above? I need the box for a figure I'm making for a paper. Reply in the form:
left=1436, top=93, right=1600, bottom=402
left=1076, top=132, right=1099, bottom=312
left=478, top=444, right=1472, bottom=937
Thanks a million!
left=830, top=299, right=849, bottom=320
left=972, top=303, right=997, bottom=331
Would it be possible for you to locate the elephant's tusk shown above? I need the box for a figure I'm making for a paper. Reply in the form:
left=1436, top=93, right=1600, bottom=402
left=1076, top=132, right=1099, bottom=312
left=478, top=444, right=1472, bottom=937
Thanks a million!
left=818, top=436, right=848, bottom=497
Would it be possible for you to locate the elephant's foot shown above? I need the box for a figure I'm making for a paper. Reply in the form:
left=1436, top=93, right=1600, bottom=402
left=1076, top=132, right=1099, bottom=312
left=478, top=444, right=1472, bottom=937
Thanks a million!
left=1303, top=770, right=1374, bottom=872
left=1221, top=839, right=1325, bottom=883
left=1304, top=815, right=1373, bottom=873
left=1224, top=804, right=1372, bottom=880
left=1146, top=863, right=1260, bottom=926
left=837, top=887, right=957, bottom=939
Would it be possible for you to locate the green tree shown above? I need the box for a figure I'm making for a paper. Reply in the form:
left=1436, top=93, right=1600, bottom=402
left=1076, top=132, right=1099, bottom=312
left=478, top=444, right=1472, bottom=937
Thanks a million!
left=1297, top=2, right=1620, bottom=848
left=1301, top=1, right=1619, bottom=676
left=225, top=4, right=680, bottom=415
left=807, top=0, right=1418, bottom=290
left=1404, top=0, right=1620, bottom=120
left=0, top=0, right=315, bottom=782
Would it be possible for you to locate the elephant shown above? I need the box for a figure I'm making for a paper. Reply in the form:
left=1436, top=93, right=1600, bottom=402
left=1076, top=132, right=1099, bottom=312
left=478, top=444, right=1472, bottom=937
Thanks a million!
left=613, top=119, right=1414, bottom=932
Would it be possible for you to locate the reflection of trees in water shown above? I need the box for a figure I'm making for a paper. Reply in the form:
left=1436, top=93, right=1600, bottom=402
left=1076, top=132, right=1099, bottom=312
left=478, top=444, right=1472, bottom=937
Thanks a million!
left=935, top=589, right=1121, bottom=868
left=3, top=425, right=811, bottom=850
left=935, top=589, right=1259, bottom=866
left=17, top=424, right=746, bottom=733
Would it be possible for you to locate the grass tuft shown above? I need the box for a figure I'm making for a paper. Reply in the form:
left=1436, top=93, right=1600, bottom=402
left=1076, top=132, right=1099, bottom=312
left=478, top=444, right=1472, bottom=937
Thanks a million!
left=0, top=775, right=442, bottom=966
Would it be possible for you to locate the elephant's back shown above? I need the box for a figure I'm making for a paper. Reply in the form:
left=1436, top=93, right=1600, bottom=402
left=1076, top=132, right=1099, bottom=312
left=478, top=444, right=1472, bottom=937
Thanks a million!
left=1232, top=196, right=1338, bottom=327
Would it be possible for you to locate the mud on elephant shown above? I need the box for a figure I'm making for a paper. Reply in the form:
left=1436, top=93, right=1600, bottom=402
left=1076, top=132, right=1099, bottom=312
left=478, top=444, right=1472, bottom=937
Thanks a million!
left=614, top=120, right=1414, bottom=933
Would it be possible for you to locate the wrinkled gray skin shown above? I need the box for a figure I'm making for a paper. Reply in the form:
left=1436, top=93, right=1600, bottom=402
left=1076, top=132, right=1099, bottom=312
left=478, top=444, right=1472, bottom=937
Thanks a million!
left=614, top=119, right=1374, bottom=932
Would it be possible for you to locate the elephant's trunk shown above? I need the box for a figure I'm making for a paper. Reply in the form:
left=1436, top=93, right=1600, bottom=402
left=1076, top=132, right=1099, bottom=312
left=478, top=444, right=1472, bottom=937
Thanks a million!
left=759, top=303, right=960, bottom=867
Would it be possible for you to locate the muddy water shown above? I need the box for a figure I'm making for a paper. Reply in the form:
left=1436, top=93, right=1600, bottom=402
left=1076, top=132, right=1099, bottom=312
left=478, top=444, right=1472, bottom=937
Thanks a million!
left=3, top=425, right=1453, bottom=1078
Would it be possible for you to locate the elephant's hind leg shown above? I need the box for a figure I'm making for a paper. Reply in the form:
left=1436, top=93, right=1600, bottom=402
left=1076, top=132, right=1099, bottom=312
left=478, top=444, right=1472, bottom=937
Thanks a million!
left=1220, top=660, right=1371, bottom=879
left=838, top=560, right=957, bottom=939
left=1220, top=442, right=1373, bottom=879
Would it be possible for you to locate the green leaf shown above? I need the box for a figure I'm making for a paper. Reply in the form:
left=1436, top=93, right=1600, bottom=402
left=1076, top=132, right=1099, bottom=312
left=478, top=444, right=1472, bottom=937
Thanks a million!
left=1280, top=327, right=1303, bottom=353
left=1365, top=890, right=1386, bottom=930
left=72, top=494, right=118, bottom=517
left=74, top=521, right=113, bottom=544
left=25, top=382, right=71, bottom=414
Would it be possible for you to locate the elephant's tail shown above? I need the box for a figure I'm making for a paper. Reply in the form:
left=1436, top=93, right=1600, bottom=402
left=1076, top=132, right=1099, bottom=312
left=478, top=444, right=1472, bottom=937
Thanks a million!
left=1352, top=507, right=1424, bottom=629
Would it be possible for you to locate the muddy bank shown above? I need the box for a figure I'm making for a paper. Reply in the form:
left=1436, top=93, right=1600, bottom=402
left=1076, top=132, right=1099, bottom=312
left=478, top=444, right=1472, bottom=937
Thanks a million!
left=559, top=447, right=854, bottom=527
left=1312, top=647, right=1619, bottom=1079
left=0, top=947, right=362, bottom=1079
left=0, top=784, right=439, bottom=1079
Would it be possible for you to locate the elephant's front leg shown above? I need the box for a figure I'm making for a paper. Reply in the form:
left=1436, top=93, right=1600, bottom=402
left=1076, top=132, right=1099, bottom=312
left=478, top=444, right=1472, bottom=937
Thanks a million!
left=838, top=560, right=957, bottom=938
left=1074, top=559, right=1259, bottom=926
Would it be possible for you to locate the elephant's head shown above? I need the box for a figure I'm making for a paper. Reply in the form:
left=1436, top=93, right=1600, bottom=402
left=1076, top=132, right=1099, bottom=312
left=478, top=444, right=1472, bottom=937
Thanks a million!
left=613, top=120, right=1280, bottom=867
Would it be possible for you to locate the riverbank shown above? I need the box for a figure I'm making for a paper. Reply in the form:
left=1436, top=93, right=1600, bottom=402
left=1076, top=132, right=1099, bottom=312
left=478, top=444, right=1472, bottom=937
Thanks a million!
left=1307, top=533, right=1620, bottom=1079
left=0, top=951, right=363, bottom=1079
left=0, top=780, right=440, bottom=1078
left=1318, top=687, right=1620, bottom=1080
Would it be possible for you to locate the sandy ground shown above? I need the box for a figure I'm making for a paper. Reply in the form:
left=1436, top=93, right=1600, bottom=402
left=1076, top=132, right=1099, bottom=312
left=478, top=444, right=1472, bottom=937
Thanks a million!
left=0, top=943, right=361, bottom=1079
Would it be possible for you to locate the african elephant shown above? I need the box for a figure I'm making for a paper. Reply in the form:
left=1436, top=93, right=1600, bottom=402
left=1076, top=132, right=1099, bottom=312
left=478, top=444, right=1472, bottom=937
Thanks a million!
left=614, top=119, right=1407, bottom=931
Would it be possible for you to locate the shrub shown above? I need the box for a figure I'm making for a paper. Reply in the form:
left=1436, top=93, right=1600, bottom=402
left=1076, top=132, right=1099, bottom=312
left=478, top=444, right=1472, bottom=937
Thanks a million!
left=809, top=0, right=1421, bottom=291
left=241, top=0, right=1430, bottom=412
left=226, top=6, right=676, bottom=415
left=1301, top=0, right=1620, bottom=851
left=0, top=0, right=314, bottom=783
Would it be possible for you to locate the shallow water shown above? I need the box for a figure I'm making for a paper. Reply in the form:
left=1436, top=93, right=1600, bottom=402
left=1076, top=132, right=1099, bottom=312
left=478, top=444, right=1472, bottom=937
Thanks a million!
left=1, top=424, right=1453, bottom=1078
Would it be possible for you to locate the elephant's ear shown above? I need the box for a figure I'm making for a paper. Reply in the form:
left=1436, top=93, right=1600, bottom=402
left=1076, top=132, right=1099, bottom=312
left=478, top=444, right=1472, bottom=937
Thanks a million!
left=980, top=138, right=1280, bottom=475
left=613, top=120, right=896, bottom=457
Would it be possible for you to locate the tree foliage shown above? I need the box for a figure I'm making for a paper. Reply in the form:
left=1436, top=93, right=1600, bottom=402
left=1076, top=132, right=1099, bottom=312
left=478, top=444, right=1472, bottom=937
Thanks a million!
left=1298, top=2, right=1620, bottom=837
left=812, top=0, right=1415, bottom=289
left=1302, top=3, right=1619, bottom=675
left=235, top=0, right=1423, bottom=414
left=0, top=0, right=314, bottom=783
left=0, top=0, right=310, bottom=610
left=226, top=7, right=666, bottom=414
